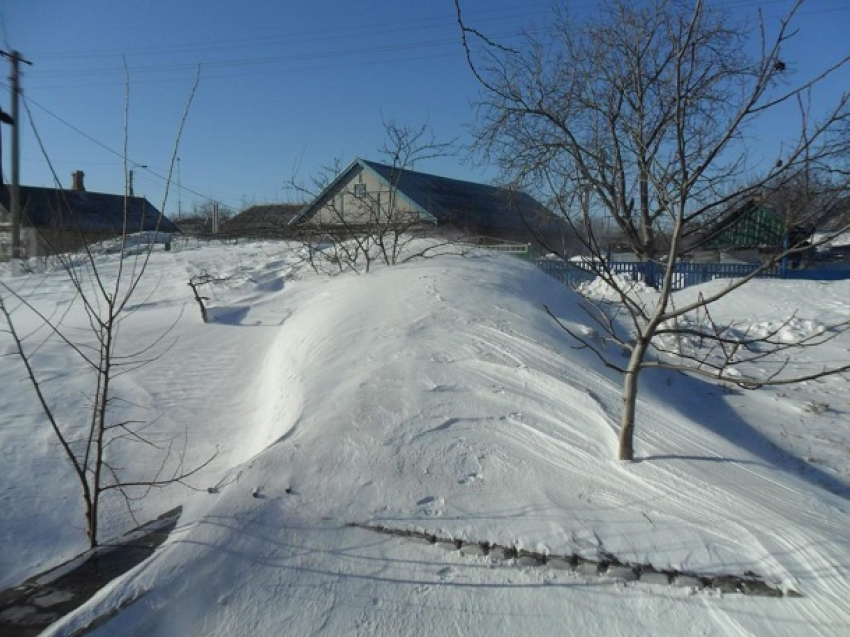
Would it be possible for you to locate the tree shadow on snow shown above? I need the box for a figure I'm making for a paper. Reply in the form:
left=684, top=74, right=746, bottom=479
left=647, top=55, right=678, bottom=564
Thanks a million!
left=637, top=368, right=850, bottom=501
left=166, top=512, right=610, bottom=597
left=207, top=306, right=252, bottom=325
left=207, top=305, right=290, bottom=327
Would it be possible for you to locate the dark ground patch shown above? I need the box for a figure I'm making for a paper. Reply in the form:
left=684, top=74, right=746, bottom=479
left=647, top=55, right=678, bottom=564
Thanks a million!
left=0, top=508, right=181, bottom=637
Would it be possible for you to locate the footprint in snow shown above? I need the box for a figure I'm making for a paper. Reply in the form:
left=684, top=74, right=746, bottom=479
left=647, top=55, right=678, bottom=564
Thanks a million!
left=416, top=495, right=445, bottom=516
left=459, top=472, right=483, bottom=485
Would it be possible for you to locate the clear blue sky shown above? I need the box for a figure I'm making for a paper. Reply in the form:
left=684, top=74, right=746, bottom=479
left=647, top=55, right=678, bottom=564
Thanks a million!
left=1, top=0, right=848, bottom=217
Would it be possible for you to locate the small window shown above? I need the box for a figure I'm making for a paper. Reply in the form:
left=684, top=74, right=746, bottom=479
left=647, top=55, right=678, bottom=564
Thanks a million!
left=353, top=183, right=367, bottom=196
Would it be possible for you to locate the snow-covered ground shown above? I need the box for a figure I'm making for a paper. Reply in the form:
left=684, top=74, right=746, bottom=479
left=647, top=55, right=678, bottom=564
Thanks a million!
left=1, top=239, right=849, bottom=636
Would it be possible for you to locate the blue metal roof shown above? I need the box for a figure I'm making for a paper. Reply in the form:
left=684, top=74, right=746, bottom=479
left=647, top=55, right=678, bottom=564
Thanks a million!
left=291, top=158, right=551, bottom=233
left=1, top=186, right=179, bottom=235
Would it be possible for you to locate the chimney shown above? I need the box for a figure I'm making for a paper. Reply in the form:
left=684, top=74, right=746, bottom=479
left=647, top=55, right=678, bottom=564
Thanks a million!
left=71, top=170, right=85, bottom=191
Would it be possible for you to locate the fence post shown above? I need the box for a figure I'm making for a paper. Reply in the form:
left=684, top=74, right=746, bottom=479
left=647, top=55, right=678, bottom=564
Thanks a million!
left=780, top=236, right=789, bottom=278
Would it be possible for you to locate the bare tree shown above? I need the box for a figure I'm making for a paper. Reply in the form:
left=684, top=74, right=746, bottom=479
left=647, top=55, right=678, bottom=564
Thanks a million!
left=289, top=120, right=460, bottom=274
left=0, top=66, right=213, bottom=547
left=187, top=270, right=237, bottom=323
left=455, top=0, right=850, bottom=460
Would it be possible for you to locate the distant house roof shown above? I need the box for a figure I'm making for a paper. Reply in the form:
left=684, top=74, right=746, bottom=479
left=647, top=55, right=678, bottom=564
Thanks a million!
left=290, top=158, right=551, bottom=234
left=222, top=203, right=303, bottom=236
left=173, top=216, right=210, bottom=235
left=822, top=196, right=850, bottom=233
left=1, top=185, right=179, bottom=235
left=696, top=200, right=786, bottom=250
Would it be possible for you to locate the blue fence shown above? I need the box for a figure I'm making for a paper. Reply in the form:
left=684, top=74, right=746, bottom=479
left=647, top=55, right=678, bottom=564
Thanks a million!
left=782, top=262, right=850, bottom=281
left=536, top=259, right=790, bottom=291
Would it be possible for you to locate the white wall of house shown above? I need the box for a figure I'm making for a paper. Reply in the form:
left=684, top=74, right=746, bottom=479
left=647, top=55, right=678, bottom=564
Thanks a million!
left=0, top=207, right=8, bottom=260
left=0, top=227, right=9, bottom=262
left=0, top=226, right=41, bottom=261
left=306, top=167, right=422, bottom=226
left=23, top=227, right=40, bottom=258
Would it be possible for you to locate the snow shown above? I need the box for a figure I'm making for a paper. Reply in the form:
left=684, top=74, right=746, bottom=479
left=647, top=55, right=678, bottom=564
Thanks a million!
left=2, top=239, right=850, bottom=636
left=814, top=230, right=850, bottom=249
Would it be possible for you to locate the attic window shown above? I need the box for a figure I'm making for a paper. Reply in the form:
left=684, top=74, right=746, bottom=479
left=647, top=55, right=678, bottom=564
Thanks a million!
left=353, top=183, right=367, bottom=196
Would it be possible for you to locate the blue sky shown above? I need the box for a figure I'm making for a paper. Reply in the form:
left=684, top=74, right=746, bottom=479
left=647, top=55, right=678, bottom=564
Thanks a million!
left=1, top=0, right=848, bottom=217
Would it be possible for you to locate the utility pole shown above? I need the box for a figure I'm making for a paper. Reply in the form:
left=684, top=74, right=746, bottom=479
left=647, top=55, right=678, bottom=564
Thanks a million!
left=1, top=49, right=33, bottom=265
left=177, top=157, right=182, bottom=218
left=0, top=107, right=12, bottom=188
left=0, top=107, right=10, bottom=262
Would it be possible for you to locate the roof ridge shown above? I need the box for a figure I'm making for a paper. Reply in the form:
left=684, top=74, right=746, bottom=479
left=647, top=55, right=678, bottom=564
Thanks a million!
left=359, top=158, right=513, bottom=192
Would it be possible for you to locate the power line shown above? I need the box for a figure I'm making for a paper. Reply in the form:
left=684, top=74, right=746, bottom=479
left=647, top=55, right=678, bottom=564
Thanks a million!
left=27, top=31, right=522, bottom=82
left=28, top=3, right=553, bottom=62
left=20, top=2, right=848, bottom=88
left=28, top=0, right=844, bottom=67
left=9, top=0, right=847, bottom=210
left=14, top=50, right=465, bottom=91
left=21, top=93, right=238, bottom=207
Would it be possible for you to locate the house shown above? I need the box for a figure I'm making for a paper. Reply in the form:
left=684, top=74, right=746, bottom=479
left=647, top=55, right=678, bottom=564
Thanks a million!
left=0, top=171, right=179, bottom=259
left=822, top=196, right=850, bottom=234
left=172, top=215, right=211, bottom=237
left=289, top=158, right=556, bottom=248
left=220, top=203, right=304, bottom=239
left=805, top=196, right=850, bottom=262
left=688, top=199, right=790, bottom=263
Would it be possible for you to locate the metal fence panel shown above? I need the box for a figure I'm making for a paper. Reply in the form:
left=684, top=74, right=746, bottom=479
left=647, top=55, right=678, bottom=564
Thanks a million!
left=535, top=260, right=787, bottom=290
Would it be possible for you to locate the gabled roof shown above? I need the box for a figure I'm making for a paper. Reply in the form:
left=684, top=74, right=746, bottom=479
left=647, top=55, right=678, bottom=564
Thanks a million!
left=223, top=203, right=303, bottom=235
left=290, top=158, right=550, bottom=232
left=696, top=200, right=786, bottom=250
left=173, top=216, right=210, bottom=235
left=0, top=186, right=179, bottom=234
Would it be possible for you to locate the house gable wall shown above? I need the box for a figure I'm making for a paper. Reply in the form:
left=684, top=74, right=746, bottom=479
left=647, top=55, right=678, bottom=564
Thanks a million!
left=304, top=165, right=425, bottom=227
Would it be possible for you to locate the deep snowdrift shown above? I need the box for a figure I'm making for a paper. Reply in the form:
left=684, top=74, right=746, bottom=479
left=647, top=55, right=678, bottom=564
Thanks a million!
left=2, top=242, right=849, bottom=636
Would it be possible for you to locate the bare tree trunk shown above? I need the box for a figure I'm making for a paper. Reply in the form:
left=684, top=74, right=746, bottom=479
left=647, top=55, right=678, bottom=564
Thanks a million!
left=619, top=340, right=649, bottom=461
left=188, top=276, right=211, bottom=323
